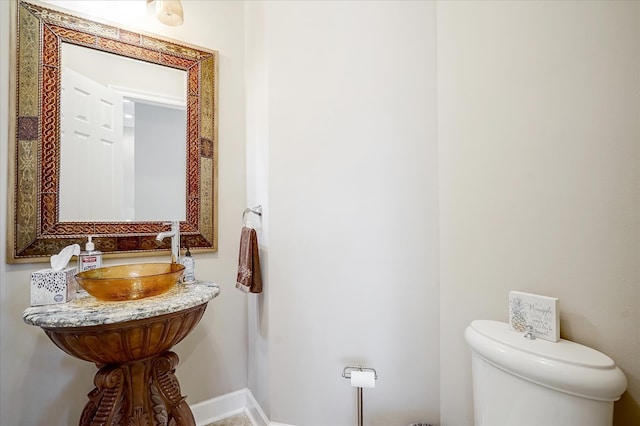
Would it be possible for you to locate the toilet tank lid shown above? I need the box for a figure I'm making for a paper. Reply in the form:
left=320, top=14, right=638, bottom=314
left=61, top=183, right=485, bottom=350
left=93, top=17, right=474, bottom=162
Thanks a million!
left=468, top=320, right=613, bottom=368
left=466, top=320, right=627, bottom=401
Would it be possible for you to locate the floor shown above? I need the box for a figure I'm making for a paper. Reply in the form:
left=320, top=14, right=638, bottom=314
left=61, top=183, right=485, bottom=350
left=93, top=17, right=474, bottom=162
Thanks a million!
left=205, top=413, right=433, bottom=426
left=205, top=413, right=253, bottom=426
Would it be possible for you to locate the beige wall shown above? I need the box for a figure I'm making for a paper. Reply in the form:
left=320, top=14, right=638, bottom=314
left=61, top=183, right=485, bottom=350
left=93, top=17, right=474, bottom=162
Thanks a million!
left=438, top=2, right=640, bottom=425
left=0, top=1, right=248, bottom=425
left=250, top=1, right=440, bottom=425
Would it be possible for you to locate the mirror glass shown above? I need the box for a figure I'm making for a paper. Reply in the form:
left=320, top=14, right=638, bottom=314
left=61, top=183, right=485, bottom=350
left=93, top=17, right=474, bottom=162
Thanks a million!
left=60, top=43, right=187, bottom=222
left=9, top=1, right=218, bottom=262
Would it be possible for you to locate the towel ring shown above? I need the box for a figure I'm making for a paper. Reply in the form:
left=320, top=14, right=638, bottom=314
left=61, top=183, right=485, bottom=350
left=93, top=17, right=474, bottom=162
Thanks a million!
left=243, top=205, right=263, bottom=226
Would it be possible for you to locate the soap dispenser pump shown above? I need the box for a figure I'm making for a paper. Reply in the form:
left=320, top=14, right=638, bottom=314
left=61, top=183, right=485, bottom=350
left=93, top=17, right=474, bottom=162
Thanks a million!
left=77, top=236, right=103, bottom=272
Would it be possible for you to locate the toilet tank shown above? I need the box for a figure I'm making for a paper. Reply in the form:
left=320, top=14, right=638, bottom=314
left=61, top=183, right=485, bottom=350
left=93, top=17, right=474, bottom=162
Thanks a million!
left=465, top=320, right=627, bottom=426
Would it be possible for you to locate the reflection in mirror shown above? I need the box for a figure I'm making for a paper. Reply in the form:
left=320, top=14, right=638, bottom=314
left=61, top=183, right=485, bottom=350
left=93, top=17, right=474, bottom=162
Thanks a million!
left=60, top=44, right=187, bottom=222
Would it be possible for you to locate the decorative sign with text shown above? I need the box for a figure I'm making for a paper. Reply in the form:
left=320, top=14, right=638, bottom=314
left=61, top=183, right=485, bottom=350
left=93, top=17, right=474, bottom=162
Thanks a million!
left=508, top=291, right=559, bottom=342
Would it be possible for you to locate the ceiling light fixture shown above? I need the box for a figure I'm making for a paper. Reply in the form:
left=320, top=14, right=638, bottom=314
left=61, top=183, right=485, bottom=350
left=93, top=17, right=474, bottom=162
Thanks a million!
left=149, top=0, right=184, bottom=27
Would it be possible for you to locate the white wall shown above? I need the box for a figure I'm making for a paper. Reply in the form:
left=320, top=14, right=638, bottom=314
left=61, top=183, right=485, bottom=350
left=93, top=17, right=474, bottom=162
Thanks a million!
left=134, top=103, right=186, bottom=221
left=245, top=0, right=271, bottom=419
left=246, top=1, right=440, bottom=425
left=438, top=2, right=640, bottom=425
left=62, top=42, right=186, bottom=102
left=0, top=1, right=248, bottom=425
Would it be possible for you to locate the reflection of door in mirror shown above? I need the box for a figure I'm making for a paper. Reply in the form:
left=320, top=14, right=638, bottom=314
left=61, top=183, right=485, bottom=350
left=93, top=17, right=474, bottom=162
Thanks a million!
left=61, top=67, right=125, bottom=221
left=59, top=43, right=187, bottom=222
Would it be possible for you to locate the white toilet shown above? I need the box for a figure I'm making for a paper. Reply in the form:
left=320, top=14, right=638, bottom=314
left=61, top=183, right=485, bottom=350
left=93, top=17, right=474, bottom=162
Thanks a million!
left=465, top=320, right=627, bottom=426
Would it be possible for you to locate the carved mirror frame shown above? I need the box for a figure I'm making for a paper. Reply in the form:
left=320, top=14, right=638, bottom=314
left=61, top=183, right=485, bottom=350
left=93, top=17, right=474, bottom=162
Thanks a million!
left=8, top=1, right=218, bottom=263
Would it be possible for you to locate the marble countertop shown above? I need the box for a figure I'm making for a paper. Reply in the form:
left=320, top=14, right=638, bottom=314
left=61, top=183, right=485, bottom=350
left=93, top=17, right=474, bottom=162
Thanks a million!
left=23, top=281, right=220, bottom=328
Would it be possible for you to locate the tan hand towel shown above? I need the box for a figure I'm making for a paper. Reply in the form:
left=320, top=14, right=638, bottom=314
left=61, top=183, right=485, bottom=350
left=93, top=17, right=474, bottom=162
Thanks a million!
left=236, top=227, right=262, bottom=293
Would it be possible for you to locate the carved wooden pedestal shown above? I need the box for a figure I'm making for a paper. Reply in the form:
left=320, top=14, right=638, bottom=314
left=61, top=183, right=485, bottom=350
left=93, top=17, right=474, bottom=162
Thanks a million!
left=41, top=304, right=207, bottom=426
left=81, top=351, right=193, bottom=426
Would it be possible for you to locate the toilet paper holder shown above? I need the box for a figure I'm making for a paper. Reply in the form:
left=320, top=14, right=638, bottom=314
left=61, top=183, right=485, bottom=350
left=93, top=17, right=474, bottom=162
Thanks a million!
left=342, top=366, right=377, bottom=426
left=342, top=365, right=378, bottom=381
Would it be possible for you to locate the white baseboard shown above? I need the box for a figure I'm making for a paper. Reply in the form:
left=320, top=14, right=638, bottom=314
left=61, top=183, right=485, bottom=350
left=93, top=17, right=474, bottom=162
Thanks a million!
left=190, top=388, right=283, bottom=426
left=244, top=388, right=270, bottom=426
left=190, top=389, right=247, bottom=425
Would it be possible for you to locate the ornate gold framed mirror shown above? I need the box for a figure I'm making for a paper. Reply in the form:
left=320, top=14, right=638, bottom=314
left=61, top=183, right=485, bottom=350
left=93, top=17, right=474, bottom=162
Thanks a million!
left=8, top=0, right=218, bottom=262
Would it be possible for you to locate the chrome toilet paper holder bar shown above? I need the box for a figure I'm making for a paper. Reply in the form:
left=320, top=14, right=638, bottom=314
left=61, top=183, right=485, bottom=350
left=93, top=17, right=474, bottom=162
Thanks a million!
left=342, top=365, right=378, bottom=380
left=342, top=366, right=377, bottom=426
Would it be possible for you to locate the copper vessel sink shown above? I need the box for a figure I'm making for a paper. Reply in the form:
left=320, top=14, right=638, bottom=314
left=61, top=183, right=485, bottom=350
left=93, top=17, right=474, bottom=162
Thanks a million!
left=75, top=263, right=185, bottom=301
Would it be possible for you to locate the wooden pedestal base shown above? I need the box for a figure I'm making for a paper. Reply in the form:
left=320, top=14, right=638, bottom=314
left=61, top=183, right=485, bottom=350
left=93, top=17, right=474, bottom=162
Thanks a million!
left=80, top=351, right=194, bottom=426
left=41, top=304, right=208, bottom=426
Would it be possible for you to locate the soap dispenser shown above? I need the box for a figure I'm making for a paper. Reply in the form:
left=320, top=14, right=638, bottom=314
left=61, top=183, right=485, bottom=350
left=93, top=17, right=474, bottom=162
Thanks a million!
left=181, top=246, right=195, bottom=283
left=77, top=236, right=103, bottom=272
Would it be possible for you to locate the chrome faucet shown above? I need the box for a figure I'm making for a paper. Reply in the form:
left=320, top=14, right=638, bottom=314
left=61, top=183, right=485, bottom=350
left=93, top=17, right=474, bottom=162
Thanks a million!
left=156, top=221, right=180, bottom=263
